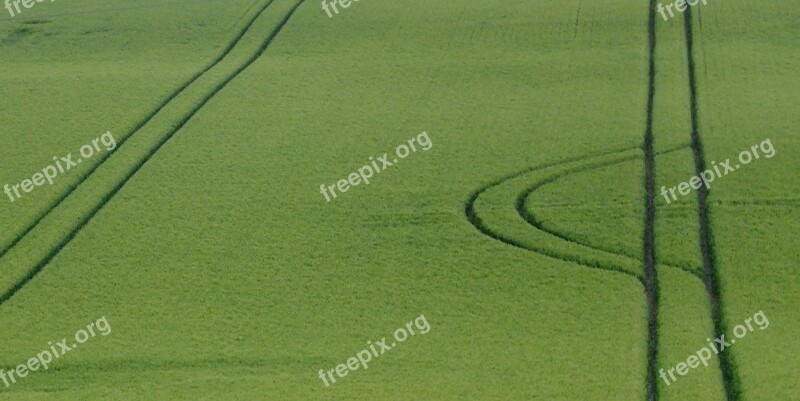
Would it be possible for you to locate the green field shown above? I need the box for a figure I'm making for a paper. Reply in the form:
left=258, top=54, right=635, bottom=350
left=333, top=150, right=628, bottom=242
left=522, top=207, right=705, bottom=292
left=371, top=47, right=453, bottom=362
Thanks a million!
left=0, top=0, right=797, bottom=400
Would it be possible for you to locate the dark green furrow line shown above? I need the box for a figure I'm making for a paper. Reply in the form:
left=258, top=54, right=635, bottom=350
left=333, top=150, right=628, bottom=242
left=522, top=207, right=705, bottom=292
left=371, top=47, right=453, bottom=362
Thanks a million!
left=516, top=143, right=703, bottom=278
left=682, top=6, right=741, bottom=400
left=466, top=202, right=644, bottom=283
left=0, top=0, right=276, bottom=260
left=465, top=147, right=647, bottom=283
left=643, top=0, right=660, bottom=399
left=525, top=211, right=700, bottom=277
left=469, top=145, right=639, bottom=200
left=0, top=0, right=307, bottom=307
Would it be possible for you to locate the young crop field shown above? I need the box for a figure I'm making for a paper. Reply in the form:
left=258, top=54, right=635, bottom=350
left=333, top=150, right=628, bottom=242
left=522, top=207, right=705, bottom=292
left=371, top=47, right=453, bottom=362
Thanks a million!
left=0, top=0, right=796, bottom=400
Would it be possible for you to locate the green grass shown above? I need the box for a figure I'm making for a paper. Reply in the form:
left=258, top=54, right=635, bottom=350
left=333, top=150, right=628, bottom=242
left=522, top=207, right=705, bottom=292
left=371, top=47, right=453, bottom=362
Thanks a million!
left=0, top=0, right=796, bottom=400
left=0, top=0, right=261, bottom=247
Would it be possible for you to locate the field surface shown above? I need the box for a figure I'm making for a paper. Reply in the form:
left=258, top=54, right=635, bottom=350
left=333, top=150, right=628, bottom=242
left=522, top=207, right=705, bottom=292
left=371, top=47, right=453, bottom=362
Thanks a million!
left=0, top=1, right=797, bottom=400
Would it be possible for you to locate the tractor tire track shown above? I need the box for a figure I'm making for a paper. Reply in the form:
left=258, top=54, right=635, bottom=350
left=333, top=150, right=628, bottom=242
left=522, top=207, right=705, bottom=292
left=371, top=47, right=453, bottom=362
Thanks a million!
left=465, top=142, right=731, bottom=401
left=0, top=0, right=277, bottom=261
left=468, top=1, right=740, bottom=399
left=466, top=144, right=702, bottom=280
left=468, top=1, right=662, bottom=398
left=520, top=208, right=701, bottom=278
left=515, top=143, right=704, bottom=278
left=643, top=1, right=660, bottom=398
left=682, top=5, right=741, bottom=400
left=0, top=0, right=308, bottom=307
left=466, top=146, right=647, bottom=282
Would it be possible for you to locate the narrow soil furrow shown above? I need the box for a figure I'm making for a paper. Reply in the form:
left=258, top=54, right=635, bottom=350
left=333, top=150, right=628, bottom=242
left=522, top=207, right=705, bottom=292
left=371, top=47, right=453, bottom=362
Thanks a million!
left=0, top=0, right=277, bottom=261
left=682, top=6, right=741, bottom=400
left=643, top=1, right=660, bottom=399
left=0, top=0, right=308, bottom=307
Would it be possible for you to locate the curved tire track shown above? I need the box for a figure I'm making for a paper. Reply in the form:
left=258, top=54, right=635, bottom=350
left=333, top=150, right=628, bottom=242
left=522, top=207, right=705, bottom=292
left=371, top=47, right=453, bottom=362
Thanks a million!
left=465, top=144, right=702, bottom=283
left=464, top=143, right=727, bottom=401
left=0, top=0, right=308, bottom=307
left=465, top=146, right=647, bottom=283
left=467, top=3, right=662, bottom=400
left=469, top=1, right=739, bottom=400
left=516, top=143, right=704, bottom=278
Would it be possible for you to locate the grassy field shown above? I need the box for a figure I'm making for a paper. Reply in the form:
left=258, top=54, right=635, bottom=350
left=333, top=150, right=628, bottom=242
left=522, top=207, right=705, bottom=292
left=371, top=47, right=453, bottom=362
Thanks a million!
left=0, top=0, right=796, bottom=400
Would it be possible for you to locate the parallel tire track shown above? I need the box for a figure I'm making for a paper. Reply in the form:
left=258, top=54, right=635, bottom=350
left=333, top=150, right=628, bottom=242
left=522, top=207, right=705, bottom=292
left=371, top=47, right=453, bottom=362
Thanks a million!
left=468, top=2, right=739, bottom=400
left=0, top=0, right=277, bottom=261
left=0, top=0, right=308, bottom=307
left=682, top=5, right=741, bottom=400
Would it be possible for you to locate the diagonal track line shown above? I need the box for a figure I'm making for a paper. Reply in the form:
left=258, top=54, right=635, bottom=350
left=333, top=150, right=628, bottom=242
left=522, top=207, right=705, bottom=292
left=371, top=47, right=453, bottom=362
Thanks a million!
left=0, top=0, right=308, bottom=307
left=0, top=0, right=276, bottom=261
